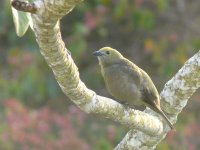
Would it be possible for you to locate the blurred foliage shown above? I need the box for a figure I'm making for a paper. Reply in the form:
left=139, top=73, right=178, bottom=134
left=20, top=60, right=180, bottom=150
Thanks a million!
left=0, top=99, right=125, bottom=150
left=0, top=0, right=200, bottom=149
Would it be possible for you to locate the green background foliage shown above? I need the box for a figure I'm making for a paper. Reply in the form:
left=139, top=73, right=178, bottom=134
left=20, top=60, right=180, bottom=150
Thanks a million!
left=0, top=0, right=200, bottom=149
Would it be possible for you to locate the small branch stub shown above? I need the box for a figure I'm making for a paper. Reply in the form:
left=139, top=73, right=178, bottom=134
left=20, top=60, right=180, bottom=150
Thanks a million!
left=11, top=0, right=37, bottom=13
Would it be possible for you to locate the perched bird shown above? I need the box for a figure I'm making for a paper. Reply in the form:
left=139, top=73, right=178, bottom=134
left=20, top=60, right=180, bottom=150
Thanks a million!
left=93, top=47, right=174, bottom=129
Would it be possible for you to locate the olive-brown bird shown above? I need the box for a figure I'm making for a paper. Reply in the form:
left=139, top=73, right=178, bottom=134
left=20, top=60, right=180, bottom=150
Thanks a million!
left=93, top=47, right=174, bottom=129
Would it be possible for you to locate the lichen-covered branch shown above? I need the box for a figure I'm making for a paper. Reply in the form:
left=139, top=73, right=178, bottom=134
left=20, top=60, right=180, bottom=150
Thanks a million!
left=29, top=0, right=164, bottom=135
left=115, top=51, right=200, bottom=149
left=11, top=0, right=200, bottom=149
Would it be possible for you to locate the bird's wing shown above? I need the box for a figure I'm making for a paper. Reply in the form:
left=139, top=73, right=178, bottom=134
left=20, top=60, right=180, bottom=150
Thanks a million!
left=121, top=58, right=160, bottom=107
left=140, top=84, right=159, bottom=107
left=120, top=59, right=142, bottom=86
left=139, top=69, right=160, bottom=107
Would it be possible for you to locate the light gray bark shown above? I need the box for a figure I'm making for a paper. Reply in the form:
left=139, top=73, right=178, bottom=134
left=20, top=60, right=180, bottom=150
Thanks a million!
left=12, top=0, right=200, bottom=149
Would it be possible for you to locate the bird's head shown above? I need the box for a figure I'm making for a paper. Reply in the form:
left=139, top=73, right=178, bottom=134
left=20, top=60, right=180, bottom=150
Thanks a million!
left=93, top=47, right=123, bottom=67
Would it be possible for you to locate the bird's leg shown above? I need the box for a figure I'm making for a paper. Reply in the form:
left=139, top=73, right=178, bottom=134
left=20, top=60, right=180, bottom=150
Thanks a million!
left=130, top=105, right=146, bottom=111
left=119, top=101, right=146, bottom=111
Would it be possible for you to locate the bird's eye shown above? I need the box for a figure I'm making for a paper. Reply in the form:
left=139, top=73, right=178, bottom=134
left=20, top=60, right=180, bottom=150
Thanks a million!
left=106, top=51, right=110, bottom=55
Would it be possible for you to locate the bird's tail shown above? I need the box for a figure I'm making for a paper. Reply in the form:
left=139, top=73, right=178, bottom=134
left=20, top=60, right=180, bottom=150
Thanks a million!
left=156, top=108, right=174, bottom=130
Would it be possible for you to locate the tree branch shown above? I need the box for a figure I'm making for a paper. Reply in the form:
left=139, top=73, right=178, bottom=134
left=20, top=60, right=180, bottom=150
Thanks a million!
left=115, top=51, right=200, bottom=149
left=11, top=0, right=200, bottom=149
left=12, top=0, right=37, bottom=13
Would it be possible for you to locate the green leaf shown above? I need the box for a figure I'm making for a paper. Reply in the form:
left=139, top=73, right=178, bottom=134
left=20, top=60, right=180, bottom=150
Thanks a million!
left=132, top=8, right=155, bottom=30
left=155, top=0, right=168, bottom=11
left=11, top=7, right=30, bottom=37
left=11, top=0, right=34, bottom=37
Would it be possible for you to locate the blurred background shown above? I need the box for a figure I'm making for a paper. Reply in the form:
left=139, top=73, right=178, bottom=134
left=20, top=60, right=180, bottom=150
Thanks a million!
left=0, top=0, right=200, bottom=149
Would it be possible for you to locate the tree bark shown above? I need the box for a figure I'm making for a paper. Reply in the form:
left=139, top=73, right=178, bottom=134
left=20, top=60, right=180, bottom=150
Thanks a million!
left=11, top=0, right=200, bottom=149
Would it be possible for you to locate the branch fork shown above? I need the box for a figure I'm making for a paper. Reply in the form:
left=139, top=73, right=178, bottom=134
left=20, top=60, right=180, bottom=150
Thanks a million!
left=11, top=0, right=200, bottom=149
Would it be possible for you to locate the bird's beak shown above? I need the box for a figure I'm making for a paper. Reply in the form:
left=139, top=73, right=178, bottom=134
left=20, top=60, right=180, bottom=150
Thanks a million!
left=92, top=51, right=104, bottom=56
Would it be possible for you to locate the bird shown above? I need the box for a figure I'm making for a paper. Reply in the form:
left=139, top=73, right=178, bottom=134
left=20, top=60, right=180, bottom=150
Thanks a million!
left=93, top=47, right=174, bottom=129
